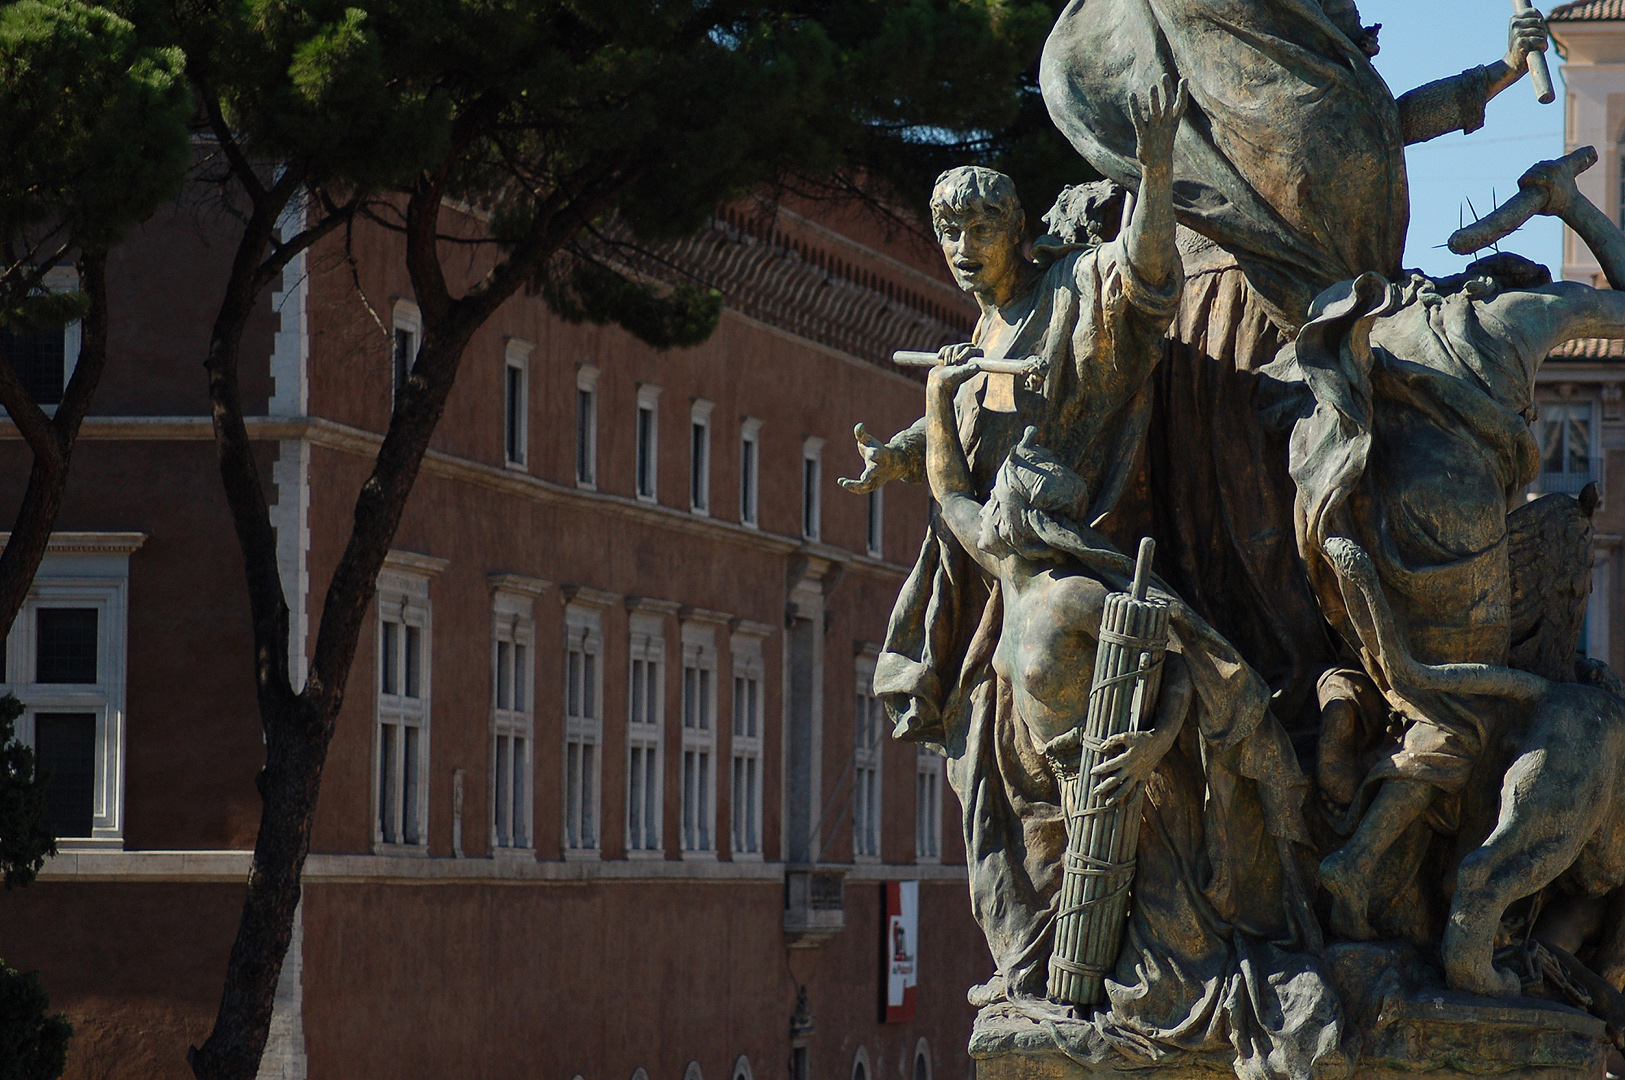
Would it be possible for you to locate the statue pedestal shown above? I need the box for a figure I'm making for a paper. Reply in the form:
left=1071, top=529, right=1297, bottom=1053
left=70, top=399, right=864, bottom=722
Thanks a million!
left=972, top=990, right=1610, bottom=1080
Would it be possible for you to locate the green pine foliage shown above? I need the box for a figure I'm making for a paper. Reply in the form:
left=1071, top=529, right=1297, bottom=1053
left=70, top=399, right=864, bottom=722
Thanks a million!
left=0, top=961, right=72, bottom=1080
left=163, top=0, right=1076, bottom=348
left=0, top=695, right=54, bottom=891
left=0, top=0, right=191, bottom=326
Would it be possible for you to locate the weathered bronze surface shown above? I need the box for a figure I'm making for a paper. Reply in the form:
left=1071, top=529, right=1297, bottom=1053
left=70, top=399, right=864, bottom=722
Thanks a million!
left=845, top=1, right=1625, bottom=1077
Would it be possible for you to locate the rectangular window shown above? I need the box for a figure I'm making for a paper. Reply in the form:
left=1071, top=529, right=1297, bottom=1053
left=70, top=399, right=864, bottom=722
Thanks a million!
left=391, top=301, right=421, bottom=405
left=636, top=383, right=661, bottom=502
left=503, top=342, right=530, bottom=467
left=680, top=624, right=717, bottom=854
left=867, top=487, right=884, bottom=558
left=576, top=364, right=599, bottom=488
left=0, top=270, right=82, bottom=408
left=36, top=712, right=96, bottom=840
left=627, top=614, right=665, bottom=853
left=37, top=607, right=97, bottom=683
left=2, top=548, right=134, bottom=849
left=740, top=417, right=762, bottom=527
left=375, top=564, right=434, bottom=849
left=916, top=746, right=943, bottom=861
left=563, top=601, right=604, bottom=854
left=2, top=326, right=67, bottom=405
left=803, top=436, right=824, bottom=541
left=690, top=399, right=713, bottom=515
left=730, top=628, right=766, bottom=858
left=854, top=657, right=882, bottom=860
left=491, top=585, right=537, bottom=851
left=1536, top=400, right=1600, bottom=496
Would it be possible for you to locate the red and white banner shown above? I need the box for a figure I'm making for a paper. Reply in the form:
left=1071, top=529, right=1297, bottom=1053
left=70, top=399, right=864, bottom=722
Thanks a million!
left=883, top=880, right=918, bottom=1022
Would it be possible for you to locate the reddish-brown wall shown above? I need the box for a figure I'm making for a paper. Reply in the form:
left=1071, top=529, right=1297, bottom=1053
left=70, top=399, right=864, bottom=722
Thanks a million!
left=300, top=879, right=987, bottom=1080
left=0, top=882, right=245, bottom=1080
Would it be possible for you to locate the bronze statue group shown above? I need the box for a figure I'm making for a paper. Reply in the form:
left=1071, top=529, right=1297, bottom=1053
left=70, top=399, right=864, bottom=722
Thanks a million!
left=842, top=1, right=1625, bottom=1075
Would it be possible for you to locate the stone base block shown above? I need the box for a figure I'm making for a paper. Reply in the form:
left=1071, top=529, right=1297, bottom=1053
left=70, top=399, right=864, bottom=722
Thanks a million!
left=972, top=989, right=1609, bottom=1080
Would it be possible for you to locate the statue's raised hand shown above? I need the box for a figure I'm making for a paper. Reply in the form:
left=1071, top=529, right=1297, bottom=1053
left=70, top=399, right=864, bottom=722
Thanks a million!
left=1506, top=7, right=1549, bottom=76
left=1129, top=75, right=1188, bottom=175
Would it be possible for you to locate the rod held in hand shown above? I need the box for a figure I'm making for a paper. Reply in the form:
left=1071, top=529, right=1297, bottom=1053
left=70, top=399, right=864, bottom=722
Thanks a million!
left=1515, top=0, right=1557, bottom=105
left=1132, top=537, right=1154, bottom=601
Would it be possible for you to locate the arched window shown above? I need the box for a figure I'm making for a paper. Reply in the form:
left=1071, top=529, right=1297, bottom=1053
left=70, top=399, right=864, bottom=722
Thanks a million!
left=631, top=1070, right=649, bottom=1080
left=684, top=1063, right=704, bottom=1080
left=851, top=1047, right=873, bottom=1080
left=732, top=1056, right=753, bottom=1080
left=913, top=1039, right=932, bottom=1080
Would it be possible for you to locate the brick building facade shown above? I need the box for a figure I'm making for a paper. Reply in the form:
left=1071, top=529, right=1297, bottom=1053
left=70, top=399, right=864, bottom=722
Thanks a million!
left=0, top=186, right=991, bottom=1078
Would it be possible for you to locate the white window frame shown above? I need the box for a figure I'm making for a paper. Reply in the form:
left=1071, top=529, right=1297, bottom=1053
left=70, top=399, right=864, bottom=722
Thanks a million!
left=0, top=534, right=141, bottom=850
left=866, top=486, right=884, bottom=559
left=373, top=551, right=444, bottom=853
left=740, top=417, right=763, bottom=528
left=802, top=436, right=825, bottom=541
left=562, top=590, right=609, bottom=858
left=391, top=300, right=421, bottom=408
left=916, top=746, right=943, bottom=864
left=489, top=574, right=547, bottom=854
left=0, top=267, right=83, bottom=416
left=851, top=1046, right=873, bottom=1080
left=912, top=1040, right=932, bottom=1080
left=1534, top=396, right=1602, bottom=497
left=853, top=648, right=882, bottom=862
left=690, top=398, right=714, bottom=516
left=730, top=623, right=769, bottom=860
left=503, top=339, right=531, bottom=469
left=636, top=383, right=661, bottom=503
left=626, top=602, right=672, bottom=856
left=679, top=617, right=721, bottom=856
left=576, top=363, right=600, bottom=490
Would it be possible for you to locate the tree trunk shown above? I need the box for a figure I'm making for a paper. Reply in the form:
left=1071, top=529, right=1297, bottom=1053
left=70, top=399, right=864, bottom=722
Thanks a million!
left=190, top=160, right=627, bottom=1080
left=0, top=251, right=112, bottom=641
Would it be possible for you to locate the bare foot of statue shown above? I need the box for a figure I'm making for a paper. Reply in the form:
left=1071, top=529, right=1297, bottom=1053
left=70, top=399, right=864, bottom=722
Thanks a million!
left=967, top=974, right=1008, bottom=1008
left=1320, top=848, right=1377, bottom=941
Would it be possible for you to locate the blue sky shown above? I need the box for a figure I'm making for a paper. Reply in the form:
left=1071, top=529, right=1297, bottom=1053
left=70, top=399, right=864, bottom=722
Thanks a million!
left=1361, top=0, right=1567, bottom=274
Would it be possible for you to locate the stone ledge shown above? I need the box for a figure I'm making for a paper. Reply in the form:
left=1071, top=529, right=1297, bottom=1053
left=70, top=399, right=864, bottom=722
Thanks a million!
left=35, top=850, right=969, bottom=885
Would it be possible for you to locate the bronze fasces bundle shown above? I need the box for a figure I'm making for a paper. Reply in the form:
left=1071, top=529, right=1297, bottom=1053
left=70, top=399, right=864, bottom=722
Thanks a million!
left=1048, top=538, right=1169, bottom=1006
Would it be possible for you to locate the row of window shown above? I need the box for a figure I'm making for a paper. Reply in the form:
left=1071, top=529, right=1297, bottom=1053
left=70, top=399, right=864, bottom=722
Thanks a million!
left=391, top=302, right=886, bottom=557
left=373, top=568, right=944, bottom=861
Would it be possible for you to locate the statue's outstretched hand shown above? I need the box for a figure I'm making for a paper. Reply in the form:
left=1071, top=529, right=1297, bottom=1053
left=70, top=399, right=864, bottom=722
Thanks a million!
left=838, top=423, right=905, bottom=494
left=1506, top=7, right=1549, bottom=76
left=1130, top=75, right=1188, bottom=174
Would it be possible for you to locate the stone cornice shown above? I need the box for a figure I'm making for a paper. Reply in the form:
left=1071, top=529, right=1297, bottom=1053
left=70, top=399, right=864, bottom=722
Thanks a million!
left=486, top=572, right=552, bottom=597
left=0, top=531, right=146, bottom=556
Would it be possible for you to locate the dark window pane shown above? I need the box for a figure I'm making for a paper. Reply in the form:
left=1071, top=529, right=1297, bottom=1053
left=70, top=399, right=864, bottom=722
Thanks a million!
left=392, top=329, right=413, bottom=395
left=505, top=365, right=524, bottom=463
left=1, top=326, right=66, bottom=406
left=637, top=407, right=654, bottom=496
left=576, top=390, right=594, bottom=483
left=36, top=712, right=95, bottom=838
left=37, top=608, right=97, bottom=683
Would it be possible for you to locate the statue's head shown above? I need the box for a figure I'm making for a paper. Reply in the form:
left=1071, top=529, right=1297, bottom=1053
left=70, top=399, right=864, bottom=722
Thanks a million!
left=981, top=428, right=1090, bottom=560
left=931, top=167, right=1027, bottom=305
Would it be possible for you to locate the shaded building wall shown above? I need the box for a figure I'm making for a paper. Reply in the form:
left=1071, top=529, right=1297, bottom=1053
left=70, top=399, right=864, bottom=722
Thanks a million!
left=0, top=183, right=987, bottom=1080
